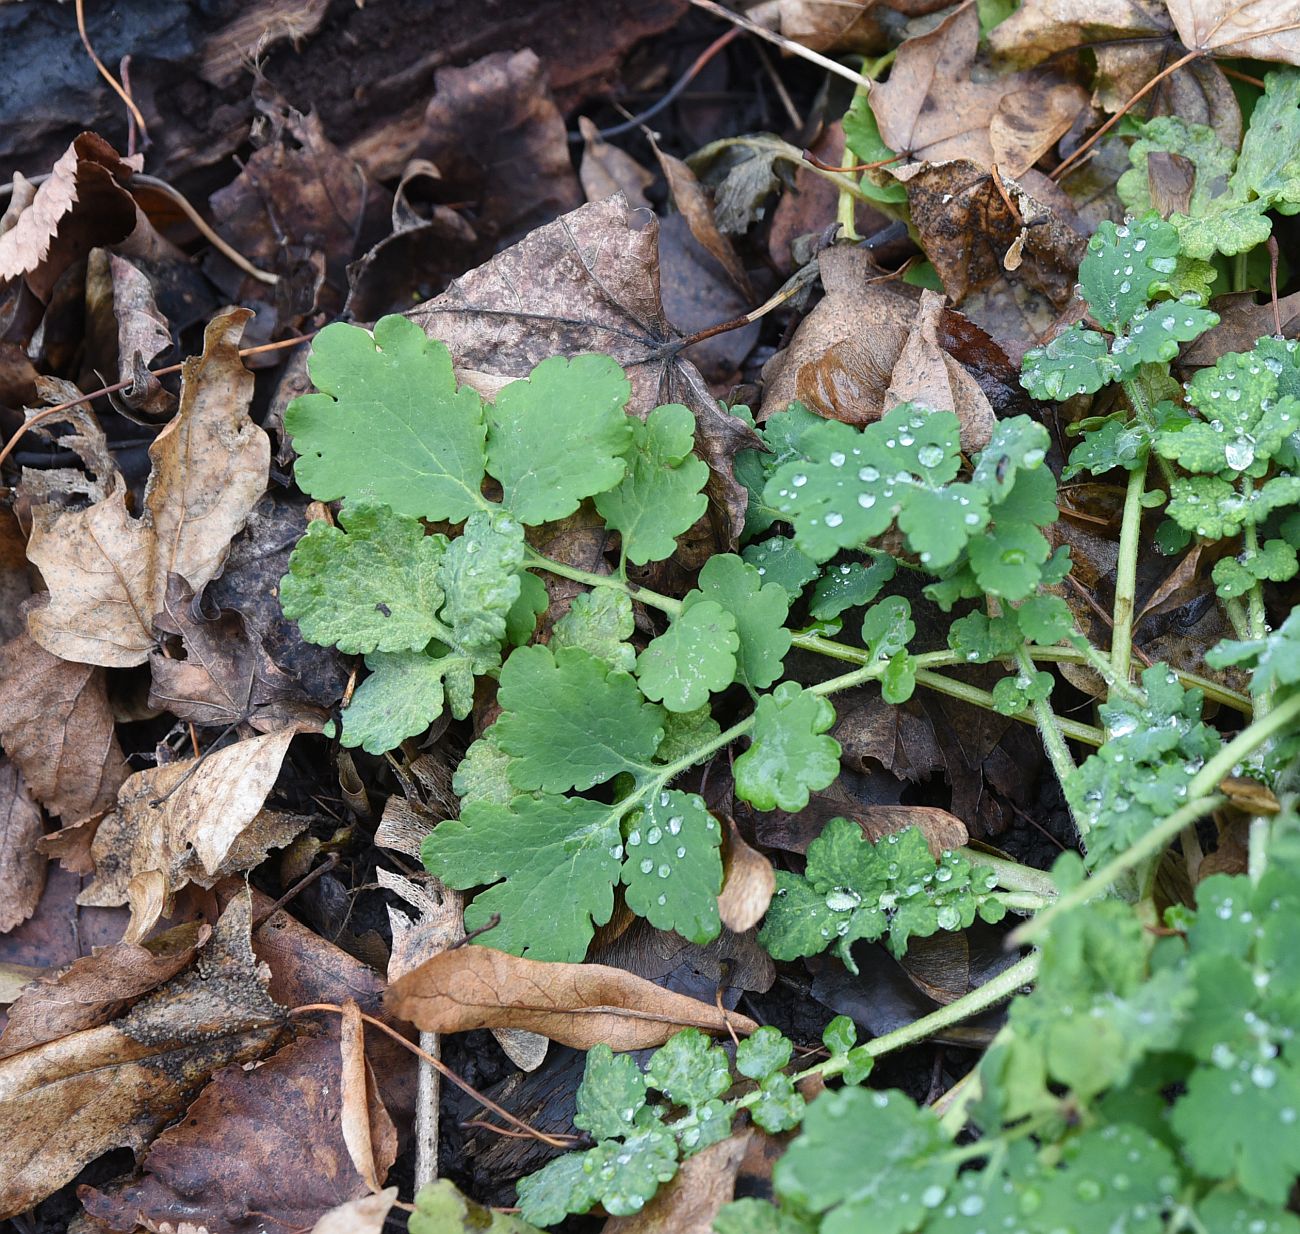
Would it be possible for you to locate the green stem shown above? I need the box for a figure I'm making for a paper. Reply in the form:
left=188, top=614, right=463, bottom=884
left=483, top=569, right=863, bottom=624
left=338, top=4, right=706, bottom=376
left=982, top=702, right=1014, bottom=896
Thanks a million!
left=913, top=667, right=1103, bottom=747
left=1065, top=635, right=1145, bottom=705
left=1109, top=451, right=1149, bottom=693
left=1016, top=647, right=1078, bottom=795
left=963, top=850, right=1060, bottom=901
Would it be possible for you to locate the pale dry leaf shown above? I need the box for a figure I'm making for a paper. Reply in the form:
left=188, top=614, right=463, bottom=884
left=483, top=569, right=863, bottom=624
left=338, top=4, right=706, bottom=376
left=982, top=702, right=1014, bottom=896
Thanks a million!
left=385, top=945, right=758, bottom=1049
left=580, top=117, right=655, bottom=211
left=718, top=817, right=775, bottom=934
left=1165, top=0, right=1300, bottom=61
left=378, top=867, right=463, bottom=982
left=886, top=288, right=996, bottom=452
left=0, top=760, right=45, bottom=934
left=311, top=1188, right=398, bottom=1234
left=602, top=1131, right=752, bottom=1234
left=26, top=308, right=269, bottom=667
left=340, top=999, right=385, bottom=1194
left=0, top=963, right=43, bottom=1006
left=0, top=625, right=127, bottom=822
left=0, top=890, right=287, bottom=1220
left=0, top=922, right=207, bottom=1058
left=989, top=0, right=1173, bottom=67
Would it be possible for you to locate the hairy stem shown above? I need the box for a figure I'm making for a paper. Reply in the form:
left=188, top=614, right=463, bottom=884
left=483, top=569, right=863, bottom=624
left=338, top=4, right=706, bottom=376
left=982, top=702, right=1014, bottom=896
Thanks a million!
left=1109, top=451, right=1149, bottom=692
left=964, top=850, right=1060, bottom=900
left=1016, top=647, right=1078, bottom=797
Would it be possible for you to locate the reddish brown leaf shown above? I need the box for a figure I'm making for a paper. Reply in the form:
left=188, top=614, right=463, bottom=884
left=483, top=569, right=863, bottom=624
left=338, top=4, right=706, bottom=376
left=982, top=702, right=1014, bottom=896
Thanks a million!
left=0, top=761, right=44, bottom=934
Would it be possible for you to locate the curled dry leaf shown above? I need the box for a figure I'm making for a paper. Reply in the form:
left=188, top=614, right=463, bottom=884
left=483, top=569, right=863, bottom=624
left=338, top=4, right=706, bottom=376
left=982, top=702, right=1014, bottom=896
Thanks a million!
left=0, top=891, right=287, bottom=1220
left=409, top=194, right=761, bottom=549
left=1165, top=0, right=1300, bottom=61
left=311, top=1187, right=399, bottom=1234
left=580, top=116, right=655, bottom=212
left=385, top=945, right=758, bottom=1050
left=718, top=816, right=775, bottom=934
left=340, top=1000, right=389, bottom=1195
left=602, top=1131, right=752, bottom=1234
left=0, top=133, right=140, bottom=301
left=81, top=1031, right=397, bottom=1234
left=25, top=308, right=269, bottom=668
left=0, top=921, right=207, bottom=1058
left=80, top=728, right=304, bottom=937
left=0, top=624, right=126, bottom=822
left=0, top=760, right=45, bottom=934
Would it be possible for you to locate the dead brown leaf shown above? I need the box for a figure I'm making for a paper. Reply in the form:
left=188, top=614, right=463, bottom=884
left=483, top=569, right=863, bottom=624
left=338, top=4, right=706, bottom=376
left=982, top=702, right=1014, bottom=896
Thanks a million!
left=0, top=891, right=287, bottom=1220
left=1182, top=290, right=1300, bottom=363
left=0, top=761, right=44, bottom=934
left=0, top=133, right=141, bottom=302
left=410, top=194, right=761, bottom=550
left=718, top=816, right=775, bottom=933
left=1166, top=0, right=1300, bottom=60
left=81, top=1030, right=397, bottom=1234
left=386, top=945, right=758, bottom=1049
left=750, top=0, right=950, bottom=54
left=311, top=1188, right=399, bottom=1234
left=602, top=1131, right=752, bottom=1234
left=25, top=308, right=269, bottom=668
left=0, top=922, right=205, bottom=1058
left=989, top=0, right=1173, bottom=65
left=0, top=508, right=31, bottom=643
left=581, top=118, right=655, bottom=212
left=340, top=999, right=388, bottom=1195
left=870, top=7, right=1086, bottom=174
left=80, top=729, right=305, bottom=936
left=0, top=623, right=126, bottom=823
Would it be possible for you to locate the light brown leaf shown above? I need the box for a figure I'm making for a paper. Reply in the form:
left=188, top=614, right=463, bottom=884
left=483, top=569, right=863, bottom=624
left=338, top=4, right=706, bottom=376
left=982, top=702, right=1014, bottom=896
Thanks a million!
left=602, top=1132, right=752, bottom=1234
left=80, top=729, right=304, bottom=936
left=386, top=945, right=758, bottom=1050
left=0, top=761, right=45, bottom=934
left=340, top=999, right=385, bottom=1194
left=311, top=1188, right=398, bottom=1234
left=581, top=117, right=655, bottom=212
left=0, top=625, right=127, bottom=822
left=718, top=817, right=775, bottom=934
left=25, top=308, right=269, bottom=667
left=1166, top=0, right=1300, bottom=61
left=0, top=891, right=287, bottom=1220
left=81, top=1032, right=396, bottom=1234
left=0, top=922, right=206, bottom=1058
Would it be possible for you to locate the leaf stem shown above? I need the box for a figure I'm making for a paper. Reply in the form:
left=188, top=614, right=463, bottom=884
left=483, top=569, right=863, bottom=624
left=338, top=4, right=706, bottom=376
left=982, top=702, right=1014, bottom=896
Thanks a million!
left=1016, top=648, right=1078, bottom=800
left=1109, top=445, right=1148, bottom=692
left=963, top=850, right=1060, bottom=901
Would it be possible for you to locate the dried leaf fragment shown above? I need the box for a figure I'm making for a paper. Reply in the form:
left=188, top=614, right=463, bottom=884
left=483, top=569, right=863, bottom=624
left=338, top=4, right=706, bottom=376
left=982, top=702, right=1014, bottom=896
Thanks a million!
left=0, top=761, right=45, bottom=934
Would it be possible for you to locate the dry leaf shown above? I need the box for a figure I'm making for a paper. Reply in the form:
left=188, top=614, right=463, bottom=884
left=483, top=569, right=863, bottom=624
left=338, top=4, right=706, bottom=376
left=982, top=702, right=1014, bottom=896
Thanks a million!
left=80, top=728, right=304, bottom=935
left=718, top=817, right=775, bottom=933
left=0, top=761, right=45, bottom=934
left=0, top=508, right=31, bottom=643
left=25, top=308, right=269, bottom=668
left=81, top=1032, right=397, bottom=1234
left=1182, top=290, right=1300, bottom=363
left=0, top=624, right=127, bottom=822
left=0, top=922, right=207, bottom=1058
left=386, top=945, right=758, bottom=1049
left=0, top=891, right=287, bottom=1220
left=311, top=1188, right=398, bottom=1234
left=410, top=194, right=761, bottom=549
left=0, top=133, right=140, bottom=301
left=870, top=7, right=1086, bottom=174
left=581, top=117, right=655, bottom=211
left=1166, top=0, right=1300, bottom=61
left=602, top=1131, right=752, bottom=1233
left=340, top=999, right=387, bottom=1194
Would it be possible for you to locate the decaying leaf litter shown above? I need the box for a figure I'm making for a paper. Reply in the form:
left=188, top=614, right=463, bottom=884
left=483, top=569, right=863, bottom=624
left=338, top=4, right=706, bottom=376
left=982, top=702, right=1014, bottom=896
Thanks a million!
left=2, top=0, right=1300, bottom=1230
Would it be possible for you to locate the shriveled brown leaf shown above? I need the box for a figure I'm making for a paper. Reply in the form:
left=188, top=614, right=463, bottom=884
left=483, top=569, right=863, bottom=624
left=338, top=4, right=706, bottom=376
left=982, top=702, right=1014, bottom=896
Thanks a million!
left=0, top=761, right=44, bottom=934
left=0, top=891, right=287, bottom=1220
left=386, top=945, right=758, bottom=1049
left=0, top=133, right=140, bottom=301
left=148, top=574, right=326, bottom=734
left=1182, top=290, right=1300, bottom=363
left=340, top=1000, right=387, bottom=1195
left=409, top=194, right=761, bottom=549
left=718, top=817, right=775, bottom=933
left=0, top=508, right=30, bottom=643
left=311, top=1188, right=398, bottom=1234
left=602, top=1132, right=752, bottom=1234
left=81, top=1031, right=397, bottom=1234
left=870, top=7, right=1086, bottom=174
left=81, top=729, right=304, bottom=936
left=0, top=922, right=206, bottom=1058
left=25, top=309, right=269, bottom=667
left=0, top=624, right=126, bottom=822
left=751, top=0, right=950, bottom=54
left=1166, top=0, right=1300, bottom=60
left=1092, top=46, right=1239, bottom=147
left=989, top=0, right=1172, bottom=65
left=0, top=864, right=130, bottom=972
left=581, top=117, right=655, bottom=211
left=83, top=250, right=175, bottom=419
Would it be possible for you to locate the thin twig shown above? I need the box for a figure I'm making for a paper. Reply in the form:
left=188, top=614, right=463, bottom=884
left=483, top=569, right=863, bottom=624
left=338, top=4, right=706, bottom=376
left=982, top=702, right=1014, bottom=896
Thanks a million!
left=75, top=0, right=149, bottom=142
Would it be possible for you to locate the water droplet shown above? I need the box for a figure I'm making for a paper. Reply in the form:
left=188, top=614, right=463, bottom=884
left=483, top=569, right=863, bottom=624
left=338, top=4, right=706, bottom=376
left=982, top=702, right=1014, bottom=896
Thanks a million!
left=667, top=815, right=683, bottom=835
left=829, top=451, right=846, bottom=467
left=609, top=845, right=624, bottom=860
left=627, top=830, right=641, bottom=847
left=958, top=1194, right=985, bottom=1216
left=792, top=473, right=808, bottom=487
left=921, top=1185, right=945, bottom=1208
left=1225, top=439, right=1255, bottom=470
left=859, top=465, right=879, bottom=482
left=658, top=864, right=671, bottom=878
left=1252, top=1063, right=1277, bottom=1089
left=676, top=846, right=686, bottom=858
left=826, top=887, right=862, bottom=911
left=825, top=512, right=844, bottom=528
left=858, top=493, right=876, bottom=509
left=657, top=894, right=667, bottom=906
left=917, top=444, right=944, bottom=468
left=640, top=858, right=655, bottom=874
left=646, top=826, right=662, bottom=845
left=964, top=512, right=980, bottom=526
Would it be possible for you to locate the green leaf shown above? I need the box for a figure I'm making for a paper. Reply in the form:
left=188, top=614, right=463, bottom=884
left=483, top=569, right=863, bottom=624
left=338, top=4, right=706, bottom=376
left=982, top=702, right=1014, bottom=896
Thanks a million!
left=436, top=511, right=525, bottom=670
left=859, top=596, right=913, bottom=661
left=675, top=1099, right=733, bottom=1156
left=637, top=602, right=739, bottom=712
left=550, top=587, right=635, bottom=672
left=823, top=1016, right=857, bottom=1055
left=734, top=682, right=840, bottom=812
left=713, top=1198, right=818, bottom=1234
left=773, top=1088, right=955, bottom=1234
left=654, top=706, right=722, bottom=764
left=685, top=553, right=791, bottom=690
left=1110, top=301, right=1219, bottom=375
left=1020, top=325, right=1119, bottom=400
left=486, top=354, right=632, bottom=524
left=1197, top=1191, right=1300, bottom=1234
left=594, top=403, right=708, bottom=564
left=621, top=790, right=722, bottom=943
left=990, top=669, right=1053, bottom=715
left=736, top=1025, right=794, bottom=1081
left=339, top=649, right=473, bottom=754
left=841, top=94, right=908, bottom=204
left=595, top=1122, right=680, bottom=1216
left=573, top=1045, right=646, bottom=1141
left=750, top=1072, right=805, bottom=1133
left=410, top=1179, right=542, bottom=1234
left=421, top=794, right=622, bottom=961
left=646, top=1028, right=733, bottom=1109
left=1117, top=116, right=1237, bottom=221
left=742, top=536, right=820, bottom=601
left=946, top=610, right=1022, bottom=663
left=1208, top=609, right=1300, bottom=699
left=1017, top=594, right=1074, bottom=644
left=810, top=557, right=896, bottom=620
left=495, top=645, right=664, bottom=792
left=1078, top=215, right=1183, bottom=333
left=966, top=520, right=1051, bottom=600
left=280, top=503, right=446, bottom=654
left=506, top=571, right=549, bottom=646
left=452, top=727, right=519, bottom=808
left=285, top=316, right=488, bottom=521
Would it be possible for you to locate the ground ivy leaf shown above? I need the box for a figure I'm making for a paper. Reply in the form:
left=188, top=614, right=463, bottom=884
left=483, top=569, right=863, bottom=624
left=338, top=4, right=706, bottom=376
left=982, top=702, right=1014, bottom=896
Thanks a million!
left=593, top=403, right=708, bottom=565
left=1020, top=324, right=1120, bottom=400
left=486, top=354, right=632, bottom=524
left=991, top=668, right=1053, bottom=715
left=285, top=316, right=488, bottom=521
left=734, top=682, right=840, bottom=812
left=685, top=553, right=791, bottom=690
left=760, top=871, right=852, bottom=962
left=646, top=1027, right=732, bottom=1110
left=736, top=1025, right=794, bottom=1081
left=495, top=645, right=664, bottom=792
left=437, top=511, right=525, bottom=670
left=339, top=650, right=471, bottom=754
left=420, top=793, right=621, bottom=961
left=742, top=535, right=820, bottom=601
left=810, top=556, right=896, bottom=621
left=573, top=1044, right=646, bottom=1141
left=967, top=520, right=1051, bottom=599
left=1017, top=594, right=1074, bottom=644
left=280, top=502, right=446, bottom=654
left=550, top=587, right=636, bottom=672
left=636, top=602, right=739, bottom=713
left=946, top=610, right=1021, bottom=662
left=592, top=1122, right=679, bottom=1217
left=1079, top=215, right=1182, bottom=333
left=773, top=1087, right=956, bottom=1234
left=621, top=790, right=722, bottom=943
